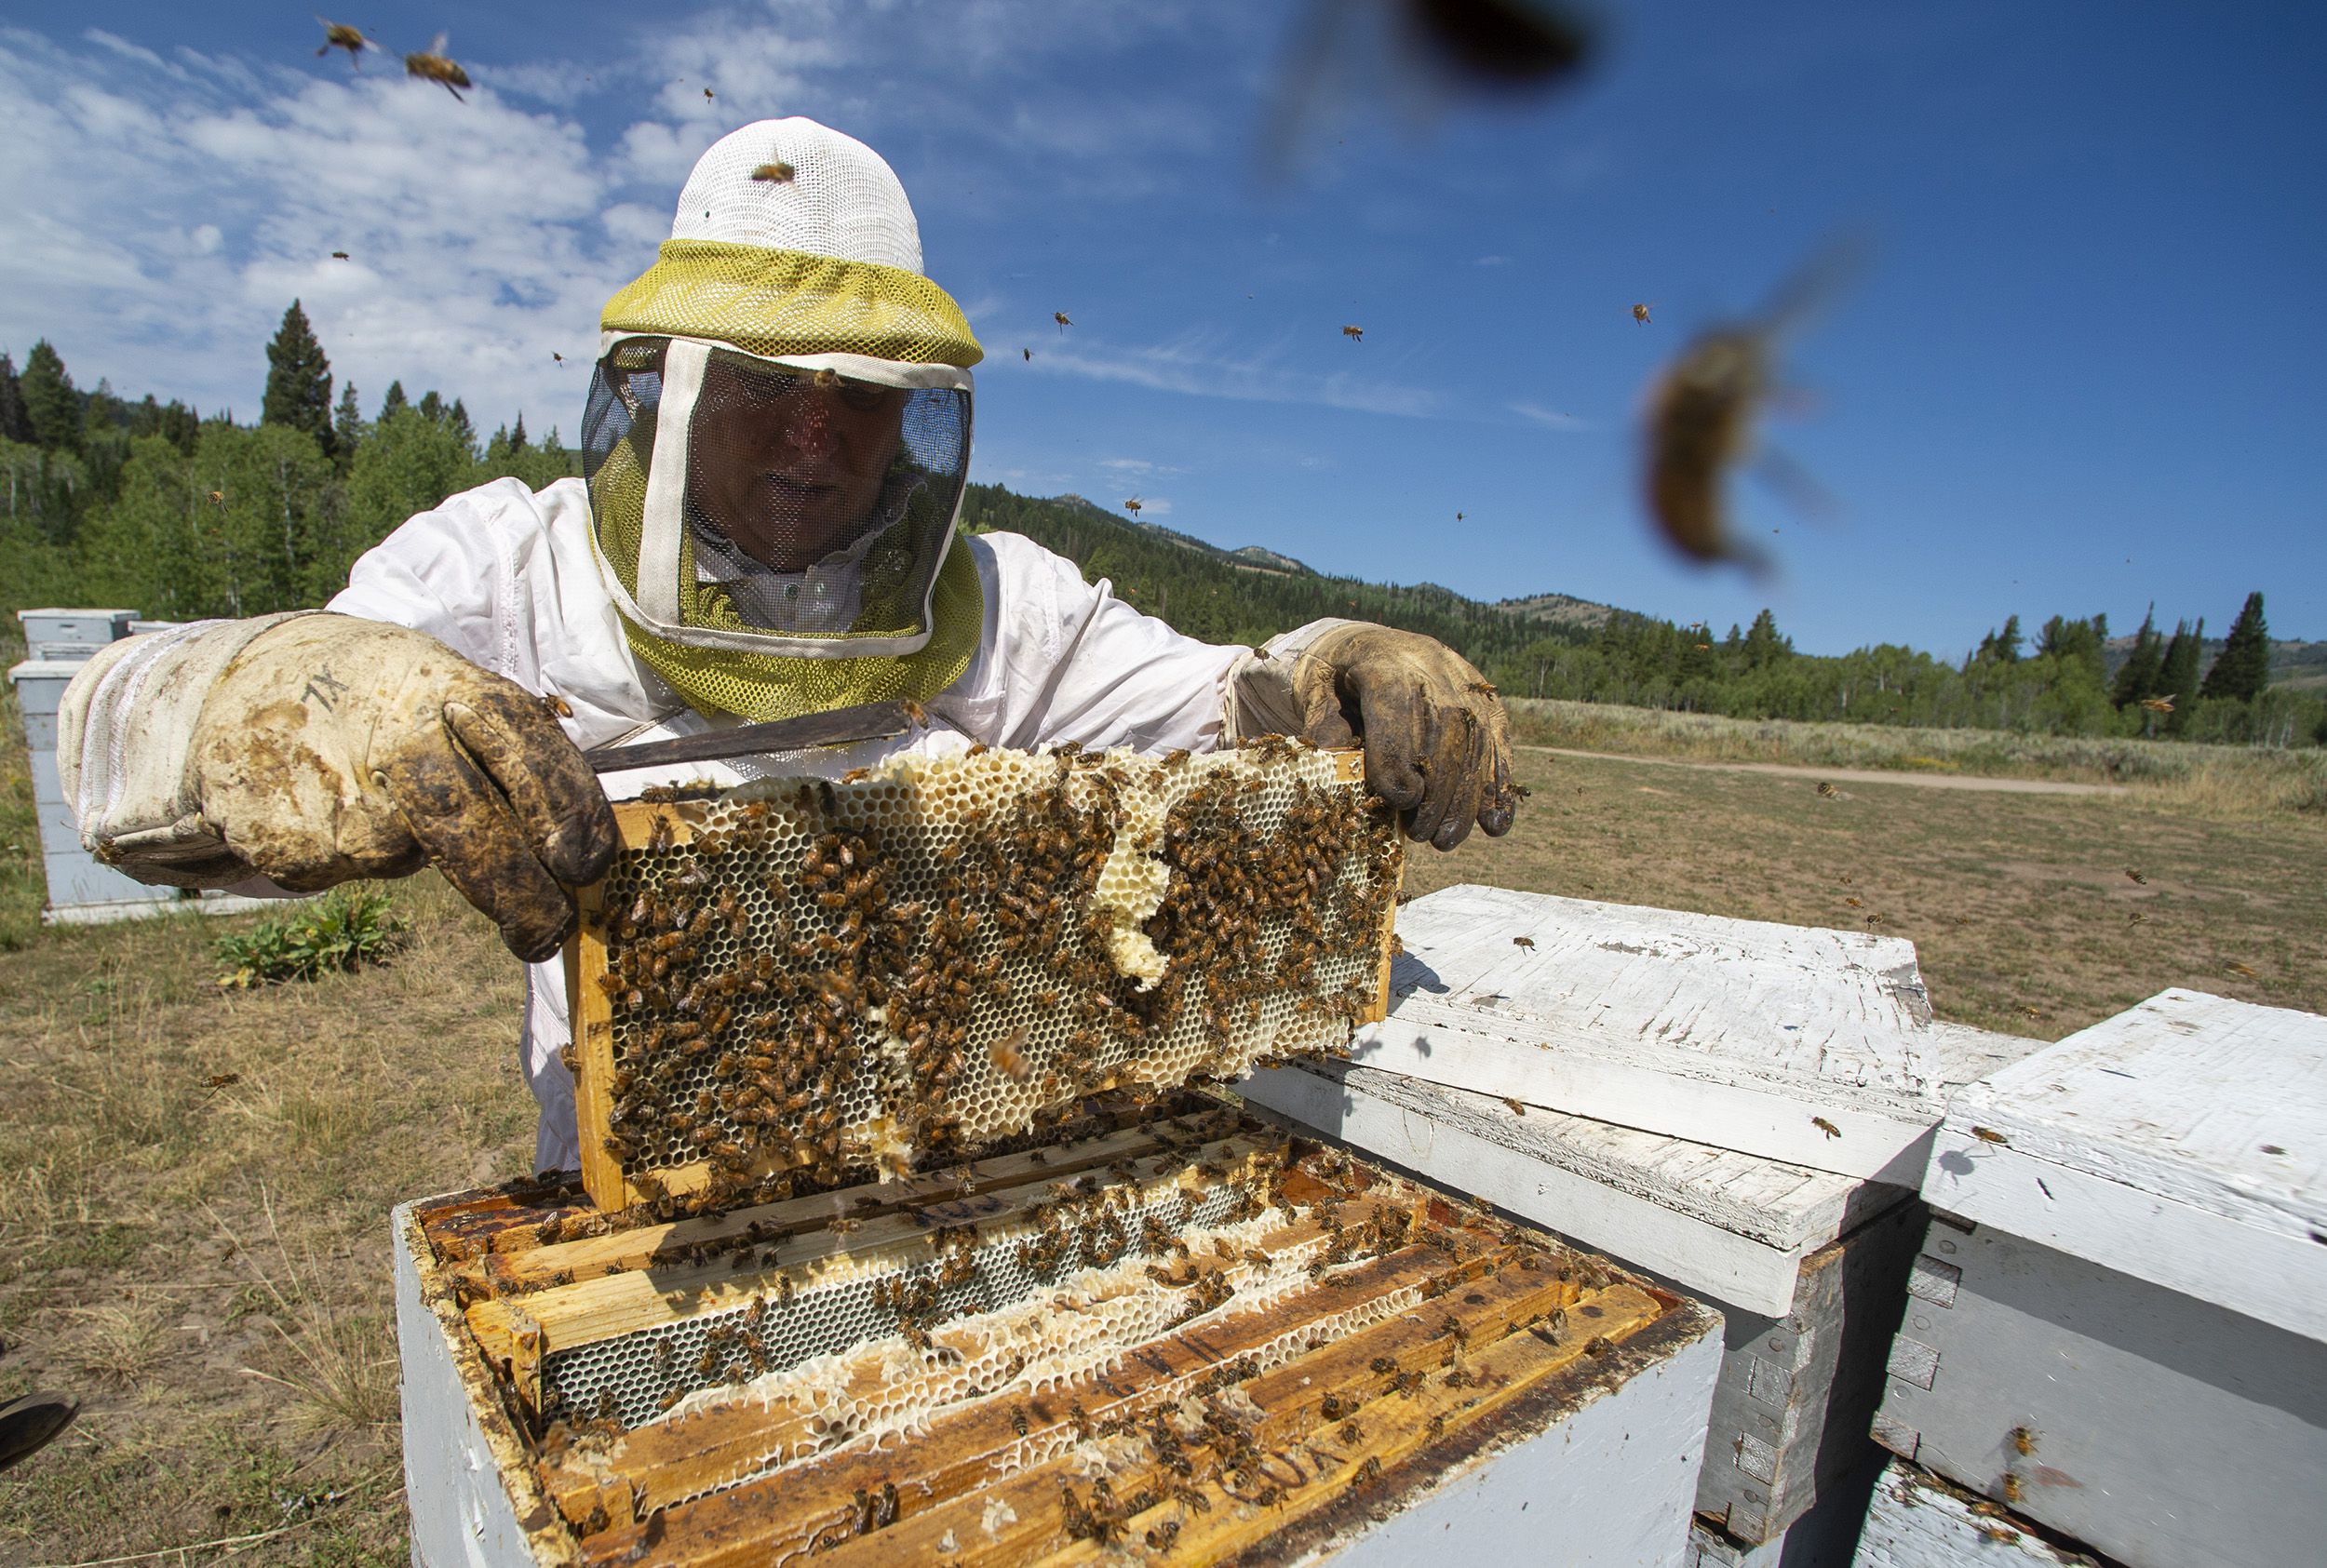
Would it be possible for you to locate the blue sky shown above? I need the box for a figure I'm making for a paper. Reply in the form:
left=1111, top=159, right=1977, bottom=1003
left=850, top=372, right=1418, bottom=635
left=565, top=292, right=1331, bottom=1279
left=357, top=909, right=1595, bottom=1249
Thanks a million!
left=3, top=2, right=2320, bottom=654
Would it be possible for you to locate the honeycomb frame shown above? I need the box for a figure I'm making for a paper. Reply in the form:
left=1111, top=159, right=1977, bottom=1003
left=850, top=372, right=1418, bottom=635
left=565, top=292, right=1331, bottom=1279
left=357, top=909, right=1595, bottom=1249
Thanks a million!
left=564, top=742, right=1400, bottom=1214
left=413, top=1097, right=1711, bottom=1566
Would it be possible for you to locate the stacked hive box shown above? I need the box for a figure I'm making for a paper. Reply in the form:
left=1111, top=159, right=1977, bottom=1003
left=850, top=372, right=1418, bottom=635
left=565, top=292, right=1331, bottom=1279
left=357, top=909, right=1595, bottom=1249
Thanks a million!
left=1868, top=988, right=2327, bottom=1568
left=1242, top=885, right=2034, bottom=1565
left=396, top=1092, right=1725, bottom=1564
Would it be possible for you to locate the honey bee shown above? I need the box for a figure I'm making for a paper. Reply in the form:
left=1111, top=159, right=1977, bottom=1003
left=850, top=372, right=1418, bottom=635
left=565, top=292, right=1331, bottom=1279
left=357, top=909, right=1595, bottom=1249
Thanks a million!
left=814, top=368, right=841, bottom=389
left=1817, top=782, right=1840, bottom=798
left=1970, top=1126, right=2009, bottom=1146
left=841, top=768, right=870, bottom=784
left=2011, top=1426, right=2038, bottom=1456
left=1811, top=1116, right=1841, bottom=1140
left=206, top=489, right=226, bottom=509
left=539, top=693, right=573, bottom=718
left=1632, top=303, right=1652, bottom=325
left=1843, top=895, right=1863, bottom=908
left=703, top=86, right=715, bottom=101
left=1499, top=1095, right=1526, bottom=1117
left=315, top=20, right=376, bottom=66
left=1054, top=312, right=1072, bottom=331
left=2000, top=1473, right=2024, bottom=1505
left=901, top=697, right=928, bottom=727
left=553, top=351, right=565, bottom=364
left=1146, top=1520, right=1180, bottom=1552
left=2124, top=868, right=2148, bottom=885
left=404, top=35, right=472, bottom=100
left=1643, top=240, right=1862, bottom=570
left=2139, top=693, right=2175, bottom=715
left=201, top=1072, right=240, bottom=1092
left=2226, top=959, right=2258, bottom=978
left=1511, top=935, right=1534, bottom=949
left=2127, top=912, right=2146, bottom=925
left=330, top=250, right=350, bottom=260
left=1348, top=1454, right=1381, bottom=1493
left=1123, top=498, right=1143, bottom=519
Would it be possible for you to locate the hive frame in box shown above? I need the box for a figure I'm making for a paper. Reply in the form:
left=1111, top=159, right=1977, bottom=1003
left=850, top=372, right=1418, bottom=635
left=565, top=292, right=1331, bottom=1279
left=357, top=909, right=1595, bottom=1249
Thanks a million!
left=397, top=1093, right=1724, bottom=1566
left=564, top=744, right=1397, bottom=1213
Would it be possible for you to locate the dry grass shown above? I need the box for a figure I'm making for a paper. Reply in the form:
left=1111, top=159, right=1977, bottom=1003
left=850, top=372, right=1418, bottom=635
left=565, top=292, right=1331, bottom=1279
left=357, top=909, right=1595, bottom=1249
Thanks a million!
left=1509, top=698, right=2327, bottom=815
left=1411, top=748, right=2327, bottom=1038
left=0, top=863, right=534, bottom=1565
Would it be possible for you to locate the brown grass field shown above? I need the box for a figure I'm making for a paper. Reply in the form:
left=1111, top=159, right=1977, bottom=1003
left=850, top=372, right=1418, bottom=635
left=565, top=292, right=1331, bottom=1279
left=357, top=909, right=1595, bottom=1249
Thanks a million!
left=0, top=688, right=2320, bottom=1564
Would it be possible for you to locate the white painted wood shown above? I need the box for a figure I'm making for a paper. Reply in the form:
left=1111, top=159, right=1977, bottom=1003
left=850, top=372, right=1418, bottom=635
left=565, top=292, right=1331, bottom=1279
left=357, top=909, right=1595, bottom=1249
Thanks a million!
left=396, top=1203, right=567, bottom=1568
left=1365, top=885, right=1944, bottom=1180
left=1926, top=1022, right=2048, bottom=1094
left=1930, top=987, right=2327, bottom=1341
left=1871, top=1218, right=2327, bottom=1568
left=1243, top=1060, right=1907, bottom=1316
left=1850, top=1461, right=2099, bottom=1568
left=1690, top=1447, right=1885, bottom=1568
left=1318, top=1307, right=1722, bottom=1568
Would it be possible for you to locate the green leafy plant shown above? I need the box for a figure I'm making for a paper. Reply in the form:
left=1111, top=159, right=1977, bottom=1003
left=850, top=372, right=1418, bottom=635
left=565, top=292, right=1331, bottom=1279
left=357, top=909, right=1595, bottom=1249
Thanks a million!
left=214, top=886, right=410, bottom=989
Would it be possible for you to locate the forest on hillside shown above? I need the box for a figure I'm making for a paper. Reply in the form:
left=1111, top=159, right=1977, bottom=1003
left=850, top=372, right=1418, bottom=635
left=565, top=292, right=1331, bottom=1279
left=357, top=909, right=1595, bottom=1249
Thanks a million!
left=4, top=313, right=2318, bottom=749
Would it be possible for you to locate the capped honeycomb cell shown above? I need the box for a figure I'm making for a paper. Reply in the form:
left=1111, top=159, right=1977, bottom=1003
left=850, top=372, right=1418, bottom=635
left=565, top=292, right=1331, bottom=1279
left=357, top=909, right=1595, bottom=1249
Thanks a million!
left=566, top=740, right=1398, bottom=1213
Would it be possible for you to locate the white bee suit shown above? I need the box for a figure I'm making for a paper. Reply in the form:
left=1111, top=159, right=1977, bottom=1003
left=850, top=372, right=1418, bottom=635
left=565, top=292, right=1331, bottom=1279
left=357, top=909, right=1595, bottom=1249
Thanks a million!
left=64, top=473, right=1273, bottom=1173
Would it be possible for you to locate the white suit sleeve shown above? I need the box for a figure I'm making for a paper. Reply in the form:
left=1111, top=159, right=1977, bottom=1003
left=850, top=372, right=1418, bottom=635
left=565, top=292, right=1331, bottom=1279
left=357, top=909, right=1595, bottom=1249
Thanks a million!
left=942, top=532, right=1247, bottom=754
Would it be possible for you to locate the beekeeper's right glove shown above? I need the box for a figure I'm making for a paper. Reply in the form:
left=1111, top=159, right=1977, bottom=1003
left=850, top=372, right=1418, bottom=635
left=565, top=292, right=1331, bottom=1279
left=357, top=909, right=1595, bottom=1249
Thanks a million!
left=181, top=614, right=617, bottom=961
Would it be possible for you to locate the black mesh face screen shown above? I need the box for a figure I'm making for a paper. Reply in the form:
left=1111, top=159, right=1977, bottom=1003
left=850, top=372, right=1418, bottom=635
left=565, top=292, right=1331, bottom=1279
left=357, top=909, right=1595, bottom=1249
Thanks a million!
left=679, top=354, right=964, bottom=578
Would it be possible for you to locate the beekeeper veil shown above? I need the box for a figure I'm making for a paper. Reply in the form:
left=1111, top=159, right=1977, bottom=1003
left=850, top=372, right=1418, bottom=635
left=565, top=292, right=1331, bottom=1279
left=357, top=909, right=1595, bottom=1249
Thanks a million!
left=585, top=119, right=984, bottom=721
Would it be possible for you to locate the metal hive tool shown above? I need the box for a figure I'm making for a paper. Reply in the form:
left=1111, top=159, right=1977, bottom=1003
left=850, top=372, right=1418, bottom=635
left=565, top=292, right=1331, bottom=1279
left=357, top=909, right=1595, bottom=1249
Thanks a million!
left=565, top=741, right=1400, bottom=1213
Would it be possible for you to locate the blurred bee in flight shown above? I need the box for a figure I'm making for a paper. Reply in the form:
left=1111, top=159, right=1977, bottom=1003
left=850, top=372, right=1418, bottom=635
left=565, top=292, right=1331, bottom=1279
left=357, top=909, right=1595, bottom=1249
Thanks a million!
left=405, top=35, right=472, bottom=101
left=1263, top=0, right=1597, bottom=177
left=1642, top=237, right=1866, bottom=573
left=315, top=19, right=378, bottom=68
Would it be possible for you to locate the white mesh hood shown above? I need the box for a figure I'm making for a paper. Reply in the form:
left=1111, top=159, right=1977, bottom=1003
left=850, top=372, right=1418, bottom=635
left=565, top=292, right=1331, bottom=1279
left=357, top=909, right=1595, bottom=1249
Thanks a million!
left=671, top=118, right=923, bottom=271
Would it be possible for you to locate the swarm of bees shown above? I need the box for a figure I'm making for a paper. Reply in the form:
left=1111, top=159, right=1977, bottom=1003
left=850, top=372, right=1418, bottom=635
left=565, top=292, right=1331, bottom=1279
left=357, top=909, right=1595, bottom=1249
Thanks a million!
left=583, top=744, right=1395, bottom=1213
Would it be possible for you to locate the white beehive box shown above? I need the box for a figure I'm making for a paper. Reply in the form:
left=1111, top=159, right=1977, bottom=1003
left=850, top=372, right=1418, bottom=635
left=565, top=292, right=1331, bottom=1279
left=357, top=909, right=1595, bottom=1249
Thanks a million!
left=1875, top=990, right=2327, bottom=1568
left=1351, top=885, right=1944, bottom=1182
left=1245, top=890, right=2045, bottom=1559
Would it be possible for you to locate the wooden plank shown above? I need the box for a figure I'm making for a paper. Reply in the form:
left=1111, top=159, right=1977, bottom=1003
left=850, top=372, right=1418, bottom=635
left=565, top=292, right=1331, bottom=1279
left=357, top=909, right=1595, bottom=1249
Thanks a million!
left=1361, top=884, right=1944, bottom=1179
left=1244, top=1059, right=1904, bottom=1315
left=541, top=1197, right=1461, bottom=1535
left=1930, top=988, right=2327, bottom=1340
left=468, top=1132, right=1283, bottom=1362
left=470, top=1109, right=1238, bottom=1295
left=1850, top=1460, right=2104, bottom=1568
left=578, top=1248, right=1638, bottom=1566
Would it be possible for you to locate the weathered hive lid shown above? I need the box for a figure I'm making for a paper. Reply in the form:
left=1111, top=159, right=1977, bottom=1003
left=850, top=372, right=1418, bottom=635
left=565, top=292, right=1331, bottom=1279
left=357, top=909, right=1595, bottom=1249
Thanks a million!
left=1924, top=987, right=2327, bottom=1341
left=1353, top=884, right=1944, bottom=1182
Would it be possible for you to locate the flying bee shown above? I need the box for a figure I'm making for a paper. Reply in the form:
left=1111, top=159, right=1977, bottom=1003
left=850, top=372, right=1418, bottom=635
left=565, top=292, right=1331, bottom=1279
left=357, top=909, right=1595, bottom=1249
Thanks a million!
left=2124, top=867, right=2148, bottom=885
left=1818, top=781, right=1840, bottom=798
left=1512, top=934, right=1534, bottom=949
left=1341, top=325, right=1364, bottom=342
left=703, top=86, right=715, bottom=101
left=315, top=19, right=376, bottom=66
left=2140, top=693, right=2175, bottom=715
left=330, top=250, right=350, bottom=260
left=1971, top=1126, right=2009, bottom=1146
left=1643, top=239, right=1863, bottom=571
left=752, top=160, right=796, bottom=183
left=1123, top=497, right=1143, bottom=519
left=1054, top=311, right=1072, bottom=331
left=206, top=489, right=226, bottom=508
left=404, top=34, right=472, bottom=100
left=1811, top=1116, right=1841, bottom=1139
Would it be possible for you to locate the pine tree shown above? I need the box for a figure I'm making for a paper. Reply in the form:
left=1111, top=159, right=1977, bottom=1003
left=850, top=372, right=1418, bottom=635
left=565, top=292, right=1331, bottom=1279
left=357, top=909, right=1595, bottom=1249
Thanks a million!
left=2157, top=618, right=2203, bottom=711
left=509, top=412, right=528, bottom=451
left=1742, top=608, right=1789, bottom=670
left=2199, top=592, right=2270, bottom=702
left=379, top=381, right=409, bottom=421
left=332, top=381, right=367, bottom=462
left=447, top=397, right=476, bottom=456
left=261, top=300, right=336, bottom=456
left=1995, top=614, right=2024, bottom=663
left=2111, top=605, right=2163, bottom=707
left=0, top=353, right=30, bottom=444
left=19, top=341, right=80, bottom=451
left=417, top=390, right=445, bottom=424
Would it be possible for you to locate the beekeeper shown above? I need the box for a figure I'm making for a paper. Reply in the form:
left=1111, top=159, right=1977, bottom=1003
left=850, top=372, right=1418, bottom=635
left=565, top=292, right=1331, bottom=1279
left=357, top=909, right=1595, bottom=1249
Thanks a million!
left=59, top=119, right=1517, bottom=1172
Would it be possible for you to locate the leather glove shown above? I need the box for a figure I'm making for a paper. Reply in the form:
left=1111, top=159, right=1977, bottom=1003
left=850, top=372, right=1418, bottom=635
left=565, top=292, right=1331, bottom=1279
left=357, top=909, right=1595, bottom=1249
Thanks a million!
left=189, top=615, right=618, bottom=961
left=1233, top=622, right=1518, bottom=850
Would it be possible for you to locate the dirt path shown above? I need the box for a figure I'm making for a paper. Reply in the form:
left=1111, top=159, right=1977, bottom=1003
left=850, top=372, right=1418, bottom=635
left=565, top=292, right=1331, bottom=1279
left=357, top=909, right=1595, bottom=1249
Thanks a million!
left=1518, top=745, right=2129, bottom=797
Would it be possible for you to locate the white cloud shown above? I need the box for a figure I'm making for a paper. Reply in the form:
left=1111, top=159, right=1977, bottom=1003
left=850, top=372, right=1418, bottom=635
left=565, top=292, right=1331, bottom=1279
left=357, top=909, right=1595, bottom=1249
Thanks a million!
left=1098, top=456, right=1188, bottom=476
left=1510, top=401, right=1593, bottom=433
left=1029, top=329, right=1448, bottom=420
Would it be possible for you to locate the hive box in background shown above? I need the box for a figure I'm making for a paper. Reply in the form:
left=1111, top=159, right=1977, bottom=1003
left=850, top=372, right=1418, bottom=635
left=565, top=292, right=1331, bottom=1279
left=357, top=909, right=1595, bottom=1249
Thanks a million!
left=1874, top=990, right=2327, bottom=1568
